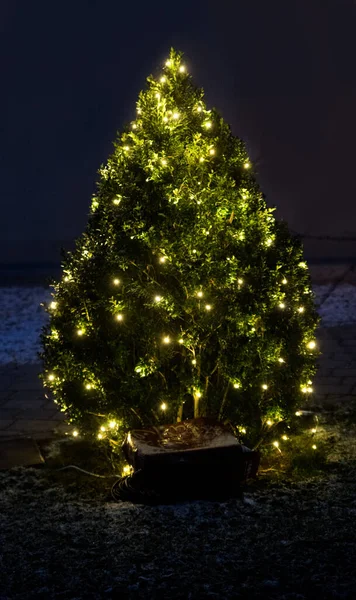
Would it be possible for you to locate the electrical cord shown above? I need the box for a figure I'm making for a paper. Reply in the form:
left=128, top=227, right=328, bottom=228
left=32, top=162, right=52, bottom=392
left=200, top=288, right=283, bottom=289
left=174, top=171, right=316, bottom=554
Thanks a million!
left=56, top=465, right=121, bottom=478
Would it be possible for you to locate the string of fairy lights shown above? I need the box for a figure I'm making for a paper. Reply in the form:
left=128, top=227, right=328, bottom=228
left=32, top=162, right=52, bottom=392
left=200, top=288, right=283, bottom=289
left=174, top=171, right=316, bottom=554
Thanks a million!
left=43, top=52, right=319, bottom=462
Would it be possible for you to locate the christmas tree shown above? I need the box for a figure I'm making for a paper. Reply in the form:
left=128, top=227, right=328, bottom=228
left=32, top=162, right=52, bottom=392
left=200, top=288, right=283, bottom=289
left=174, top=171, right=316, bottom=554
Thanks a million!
left=40, top=49, right=319, bottom=452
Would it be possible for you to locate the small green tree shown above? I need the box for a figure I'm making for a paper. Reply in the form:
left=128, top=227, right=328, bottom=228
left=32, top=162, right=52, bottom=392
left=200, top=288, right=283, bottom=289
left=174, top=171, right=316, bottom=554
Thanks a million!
left=40, top=49, right=319, bottom=451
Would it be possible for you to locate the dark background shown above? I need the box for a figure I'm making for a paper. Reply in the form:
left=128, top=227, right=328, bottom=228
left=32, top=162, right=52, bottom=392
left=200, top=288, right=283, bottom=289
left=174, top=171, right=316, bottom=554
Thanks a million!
left=1, top=0, right=356, bottom=266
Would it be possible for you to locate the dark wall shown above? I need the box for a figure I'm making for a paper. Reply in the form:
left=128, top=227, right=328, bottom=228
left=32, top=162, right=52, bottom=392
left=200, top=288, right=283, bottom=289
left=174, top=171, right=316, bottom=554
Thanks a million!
left=1, top=0, right=355, bottom=265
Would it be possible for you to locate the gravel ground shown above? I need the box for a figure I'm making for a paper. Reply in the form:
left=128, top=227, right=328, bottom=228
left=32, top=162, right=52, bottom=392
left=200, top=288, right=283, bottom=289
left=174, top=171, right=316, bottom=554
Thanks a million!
left=1, top=283, right=356, bottom=365
left=1, top=409, right=356, bottom=600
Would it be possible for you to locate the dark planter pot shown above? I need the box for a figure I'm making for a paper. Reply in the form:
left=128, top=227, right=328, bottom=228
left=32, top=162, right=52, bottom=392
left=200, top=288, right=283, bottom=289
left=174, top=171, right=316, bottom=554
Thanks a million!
left=112, top=418, right=260, bottom=504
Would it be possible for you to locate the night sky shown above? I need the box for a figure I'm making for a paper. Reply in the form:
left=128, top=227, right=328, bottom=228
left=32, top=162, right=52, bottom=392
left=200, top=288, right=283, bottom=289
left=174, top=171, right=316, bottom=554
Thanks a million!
left=1, top=0, right=356, bottom=262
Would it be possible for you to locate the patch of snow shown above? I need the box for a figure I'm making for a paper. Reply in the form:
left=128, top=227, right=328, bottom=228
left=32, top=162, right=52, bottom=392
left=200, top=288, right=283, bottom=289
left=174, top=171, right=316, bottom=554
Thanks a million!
left=0, top=287, right=51, bottom=364
left=314, top=283, right=356, bottom=326
left=0, top=283, right=355, bottom=364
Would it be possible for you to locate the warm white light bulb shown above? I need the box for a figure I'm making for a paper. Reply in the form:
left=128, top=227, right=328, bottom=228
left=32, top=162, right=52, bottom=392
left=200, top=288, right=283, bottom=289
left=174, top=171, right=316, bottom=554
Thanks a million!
left=282, top=278, right=288, bottom=284
left=165, top=59, right=171, bottom=67
left=113, top=278, right=120, bottom=285
left=279, top=303, right=285, bottom=309
left=172, top=112, right=180, bottom=120
left=116, top=314, right=123, bottom=321
left=205, top=304, right=212, bottom=311
left=179, top=65, right=186, bottom=72
left=204, top=121, right=212, bottom=129
left=266, top=238, right=273, bottom=246
left=197, top=106, right=202, bottom=112
left=100, top=426, right=106, bottom=432
left=163, top=116, right=168, bottom=122
left=85, top=383, right=92, bottom=390
left=278, top=358, right=285, bottom=363
left=109, top=421, right=116, bottom=429
left=113, top=198, right=121, bottom=205
left=161, top=159, right=167, bottom=166
left=160, top=402, right=167, bottom=410
left=301, top=386, right=308, bottom=393
left=192, top=359, right=197, bottom=365
left=209, top=148, right=215, bottom=155
left=243, top=162, right=250, bottom=169
left=160, top=76, right=166, bottom=83
left=132, top=123, right=137, bottom=129
left=50, top=301, right=57, bottom=310
left=282, top=435, right=288, bottom=441
left=312, top=444, right=317, bottom=450
left=197, top=291, right=203, bottom=298
left=48, top=374, right=55, bottom=381
left=233, top=383, right=240, bottom=389
left=159, top=256, right=166, bottom=263
left=273, top=441, right=279, bottom=448
left=77, top=329, right=84, bottom=336
left=199, top=157, right=205, bottom=163
left=178, top=338, right=184, bottom=344
left=311, top=428, right=317, bottom=434
left=73, top=430, right=79, bottom=437
left=124, top=146, right=130, bottom=151
left=238, top=278, right=243, bottom=285
left=295, top=411, right=302, bottom=416
left=241, top=427, right=246, bottom=434
left=298, top=306, right=304, bottom=313
left=267, top=420, right=272, bottom=426
left=163, top=336, right=170, bottom=344
left=307, top=341, right=316, bottom=350
left=262, top=384, right=268, bottom=390
left=154, top=295, right=162, bottom=302
left=97, top=433, right=103, bottom=440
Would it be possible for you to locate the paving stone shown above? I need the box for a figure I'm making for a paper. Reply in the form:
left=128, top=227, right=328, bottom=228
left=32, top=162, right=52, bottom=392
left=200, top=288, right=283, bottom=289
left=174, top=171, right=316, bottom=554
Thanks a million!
left=19, top=407, right=65, bottom=421
left=314, top=377, right=343, bottom=386
left=0, top=407, right=22, bottom=420
left=322, top=360, right=353, bottom=370
left=7, top=419, right=59, bottom=433
left=0, top=419, right=15, bottom=430
left=0, top=374, right=15, bottom=392
left=0, top=437, right=44, bottom=469
left=0, top=391, right=16, bottom=406
left=332, top=369, right=356, bottom=377
left=314, top=384, right=355, bottom=395
left=12, top=378, right=43, bottom=391
left=1, top=390, right=47, bottom=410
